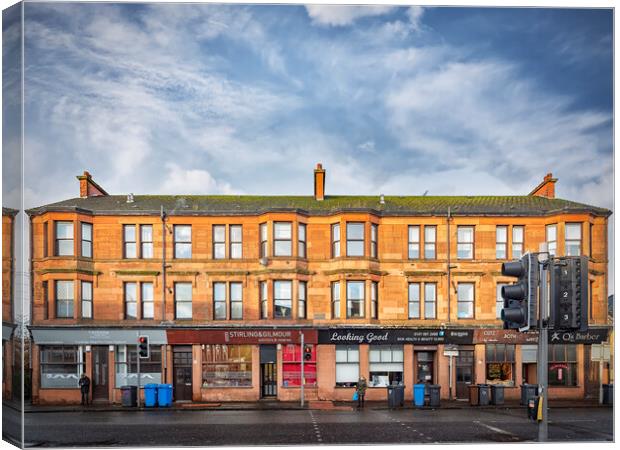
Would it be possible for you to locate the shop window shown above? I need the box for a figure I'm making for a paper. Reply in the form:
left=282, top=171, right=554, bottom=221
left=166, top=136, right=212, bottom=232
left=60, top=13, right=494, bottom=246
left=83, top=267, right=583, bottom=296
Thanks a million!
left=548, top=344, right=577, bottom=387
left=273, top=280, right=292, bottom=318
left=457, top=283, right=474, bottom=319
left=230, top=225, right=242, bottom=259
left=123, top=225, right=137, bottom=258
left=81, top=281, right=92, bottom=319
left=336, top=345, right=359, bottom=387
left=424, top=226, right=436, bottom=259
left=273, top=222, right=292, bottom=256
left=369, top=345, right=404, bottom=387
left=331, top=223, right=340, bottom=257
left=485, top=344, right=515, bottom=386
left=175, top=282, right=192, bottom=319
left=546, top=224, right=557, bottom=256
left=496, top=283, right=508, bottom=319
left=141, top=225, right=153, bottom=258
left=298, top=223, right=307, bottom=258
left=174, top=225, right=192, bottom=259
left=346, top=281, right=365, bottom=318
left=331, top=281, right=340, bottom=319
left=565, top=223, right=582, bottom=256
left=457, top=226, right=474, bottom=259
left=202, top=345, right=252, bottom=387
left=55, top=280, right=74, bottom=318
left=282, top=344, right=317, bottom=387
left=40, top=345, right=85, bottom=388
left=55, top=221, right=74, bottom=256
left=213, top=225, right=226, bottom=259
left=512, top=226, right=524, bottom=259
left=346, top=222, right=365, bottom=257
left=259, top=223, right=268, bottom=258
left=298, top=281, right=307, bottom=319
left=496, top=226, right=507, bottom=259
left=370, top=224, right=378, bottom=258
left=260, top=281, right=268, bottom=319
left=81, top=223, right=92, bottom=258
left=371, top=281, right=378, bottom=319
left=115, top=345, right=162, bottom=387
left=408, top=225, right=420, bottom=259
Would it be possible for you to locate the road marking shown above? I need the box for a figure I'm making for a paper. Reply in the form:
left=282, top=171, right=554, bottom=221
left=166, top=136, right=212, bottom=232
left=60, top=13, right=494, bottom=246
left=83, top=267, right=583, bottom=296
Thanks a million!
left=474, top=421, right=515, bottom=436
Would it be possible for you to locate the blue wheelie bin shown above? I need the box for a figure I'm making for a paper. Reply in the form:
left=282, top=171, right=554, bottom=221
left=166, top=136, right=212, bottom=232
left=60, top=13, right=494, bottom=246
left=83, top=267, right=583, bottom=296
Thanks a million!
left=144, top=384, right=158, bottom=407
left=158, top=384, right=173, bottom=407
left=414, top=384, right=425, bottom=407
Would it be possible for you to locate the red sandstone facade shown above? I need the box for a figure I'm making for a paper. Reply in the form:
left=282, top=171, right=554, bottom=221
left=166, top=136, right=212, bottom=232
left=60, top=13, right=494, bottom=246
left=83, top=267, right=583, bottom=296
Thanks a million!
left=26, top=166, right=611, bottom=405
left=2, top=207, right=18, bottom=400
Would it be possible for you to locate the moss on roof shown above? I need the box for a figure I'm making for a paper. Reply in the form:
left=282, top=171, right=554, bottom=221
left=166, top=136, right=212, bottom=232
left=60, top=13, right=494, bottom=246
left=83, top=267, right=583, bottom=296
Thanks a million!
left=25, top=194, right=611, bottom=217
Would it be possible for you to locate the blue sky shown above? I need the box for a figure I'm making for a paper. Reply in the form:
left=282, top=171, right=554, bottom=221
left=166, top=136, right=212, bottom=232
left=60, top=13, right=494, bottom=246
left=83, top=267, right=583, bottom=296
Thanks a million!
left=1, top=3, right=615, bottom=306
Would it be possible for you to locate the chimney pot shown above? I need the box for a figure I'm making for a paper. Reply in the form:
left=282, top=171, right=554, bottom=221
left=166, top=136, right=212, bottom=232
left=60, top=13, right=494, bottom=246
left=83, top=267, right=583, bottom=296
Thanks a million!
left=314, top=163, right=326, bottom=201
left=529, top=172, right=557, bottom=199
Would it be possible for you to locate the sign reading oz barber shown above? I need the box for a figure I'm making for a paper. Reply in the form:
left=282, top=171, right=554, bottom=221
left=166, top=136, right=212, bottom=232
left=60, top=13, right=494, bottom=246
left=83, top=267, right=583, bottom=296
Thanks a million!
left=318, top=328, right=473, bottom=345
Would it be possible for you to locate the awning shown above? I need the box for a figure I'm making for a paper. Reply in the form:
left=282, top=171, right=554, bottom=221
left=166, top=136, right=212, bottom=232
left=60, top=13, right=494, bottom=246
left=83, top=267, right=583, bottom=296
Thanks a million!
left=31, top=328, right=167, bottom=345
left=2, top=323, right=15, bottom=341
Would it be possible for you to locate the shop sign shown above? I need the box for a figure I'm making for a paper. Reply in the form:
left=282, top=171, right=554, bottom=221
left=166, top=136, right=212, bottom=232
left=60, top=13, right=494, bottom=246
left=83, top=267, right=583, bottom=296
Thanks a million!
left=548, top=329, right=608, bottom=344
left=318, top=328, right=473, bottom=345
left=167, top=328, right=318, bottom=345
left=474, top=328, right=609, bottom=345
left=30, top=328, right=168, bottom=345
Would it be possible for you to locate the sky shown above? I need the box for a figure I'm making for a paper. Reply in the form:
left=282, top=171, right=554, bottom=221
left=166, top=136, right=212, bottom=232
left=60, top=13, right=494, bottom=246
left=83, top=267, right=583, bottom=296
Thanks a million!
left=1, top=2, right=615, bottom=313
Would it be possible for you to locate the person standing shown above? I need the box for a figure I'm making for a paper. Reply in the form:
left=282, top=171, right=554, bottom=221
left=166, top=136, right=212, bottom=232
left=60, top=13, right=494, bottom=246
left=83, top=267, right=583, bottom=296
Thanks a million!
left=356, top=376, right=367, bottom=408
left=79, top=373, right=91, bottom=406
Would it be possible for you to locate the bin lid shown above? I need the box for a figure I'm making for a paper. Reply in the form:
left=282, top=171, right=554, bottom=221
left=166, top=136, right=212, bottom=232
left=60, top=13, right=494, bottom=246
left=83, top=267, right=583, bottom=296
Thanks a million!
left=144, top=383, right=158, bottom=388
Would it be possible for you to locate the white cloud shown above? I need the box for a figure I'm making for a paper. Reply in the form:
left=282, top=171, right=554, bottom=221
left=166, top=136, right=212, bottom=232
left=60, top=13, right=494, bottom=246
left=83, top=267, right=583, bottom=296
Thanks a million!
left=160, top=163, right=234, bottom=195
left=407, top=6, right=425, bottom=32
left=305, top=5, right=395, bottom=26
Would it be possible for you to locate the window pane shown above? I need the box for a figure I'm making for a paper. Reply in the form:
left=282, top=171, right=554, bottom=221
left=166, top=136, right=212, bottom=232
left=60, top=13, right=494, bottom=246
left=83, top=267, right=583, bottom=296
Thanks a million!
left=57, top=281, right=73, bottom=299
left=409, top=283, right=420, bottom=301
left=57, top=240, right=74, bottom=256
left=409, top=226, right=420, bottom=242
left=175, top=283, right=192, bottom=300
left=175, top=225, right=191, bottom=241
left=230, top=225, right=242, bottom=242
left=82, top=301, right=92, bottom=318
left=214, top=301, right=227, bottom=319
left=214, top=283, right=226, bottom=300
left=214, top=243, right=226, bottom=259
left=82, top=241, right=92, bottom=258
left=260, top=223, right=267, bottom=241
left=496, top=244, right=507, bottom=259
left=408, top=243, right=420, bottom=259
left=457, top=302, right=473, bottom=318
left=335, top=347, right=348, bottom=362
left=513, top=226, right=523, bottom=242
left=425, top=226, right=436, bottom=242
left=213, top=225, right=225, bottom=242
left=125, top=283, right=137, bottom=301
left=425, top=284, right=436, bottom=301
left=231, top=302, right=243, bottom=320
left=274, top=241, right=292, bottom=256
left=347, top=223, right=364, bottom=239
left=274, top=281, right=292, bottom=299
left=458, top=283, right=474, bottom=300
left=457, top=243, right=473, bottom=259
left=82, top=282, right=92, bottom=300
left=230, top=243, right=242, bottom=259
left=347, top=241, right=364, bottom=256
left=81, top=223, right=92, bottom=240
left=332, top=224, right=340, bottom=241
left=424, top=244, right=435, bottom=259
left=230, top=283, right=242, bottom=301
left=566, top=243, right=580, bottom=256
left=565, top=223, right=581, bottom=240
left=175, top=243, right=192, bottom=258
left=142, top=302, right=154, bottom=319
left=126, top=302, right=137, bottom=319
left=546, top=225, right=557, bottom=241
left=424, top=302, right=435, bottom=319
left=142, top=243, right=153, bottom=258
left=125, top=242, right=137, bottom=258
left=141, top=225, right=152, bottom=241
left=496, top=226, right=507, bottom=242
left=56, top=222, right=73, bottom=239
left=458, top=227, right=473, bottom=242
left=124, top=225, right=136, bottom=241
left=347, top=281, right=364, bottom=299
left=409, top=302, right=420, bottom=318
left=298, top=224, right=306, bottom=241
left=274, top=223, right=292, bottom=239
left=176, top=302, right=192, bottom=319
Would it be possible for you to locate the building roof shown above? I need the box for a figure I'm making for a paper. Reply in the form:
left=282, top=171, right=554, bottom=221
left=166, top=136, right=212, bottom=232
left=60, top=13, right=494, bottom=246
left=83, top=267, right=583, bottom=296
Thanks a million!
left=25, top=194, right=612, bottom=217
left=2, top=207, right=19, bottom=217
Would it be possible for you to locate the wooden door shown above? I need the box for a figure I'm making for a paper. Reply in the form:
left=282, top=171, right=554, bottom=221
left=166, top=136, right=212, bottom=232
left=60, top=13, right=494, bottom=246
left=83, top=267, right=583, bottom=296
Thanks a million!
left=173, top=349, right=193, bottom=401
left=92, top=346, right=109, bottom=401
left=456, top=350, right=474, bottom=399
left=261, top=363, right=277, bottom=398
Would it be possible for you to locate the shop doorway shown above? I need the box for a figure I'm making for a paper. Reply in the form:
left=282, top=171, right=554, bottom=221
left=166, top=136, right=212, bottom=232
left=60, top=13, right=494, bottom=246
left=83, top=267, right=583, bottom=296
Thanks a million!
left=583, top=346, right=599, bottom=399
left=455, top=350, right=474, bottom=399
left=415, top=351, right=435, bottom=384
left=173, top=347, right=193, bottom=401
left=260, top=345, right=277, bottom=398
left=92, top=346, right=109, bottom=401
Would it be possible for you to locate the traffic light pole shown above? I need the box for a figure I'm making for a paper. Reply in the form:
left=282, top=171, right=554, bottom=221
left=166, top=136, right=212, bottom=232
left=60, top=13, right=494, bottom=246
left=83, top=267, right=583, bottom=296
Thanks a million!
left=300, top=331, right=305, bottom=408
left=537, top=258, right=549, bottom=442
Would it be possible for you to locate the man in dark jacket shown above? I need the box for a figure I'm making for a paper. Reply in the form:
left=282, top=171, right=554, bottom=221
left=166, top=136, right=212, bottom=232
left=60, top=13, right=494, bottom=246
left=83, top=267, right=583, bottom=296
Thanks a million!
left=79, top=373, right=91, bottom=405
left=356, top=376, right=367, bottom=408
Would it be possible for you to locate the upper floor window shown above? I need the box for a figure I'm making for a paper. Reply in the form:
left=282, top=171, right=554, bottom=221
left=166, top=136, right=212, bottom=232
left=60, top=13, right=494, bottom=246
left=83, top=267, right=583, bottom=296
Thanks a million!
left=273, top=222, right=292, bottom=257
left=56, top=280, right=74, bottom=318
left=55, top=222, right=74, bottom=256
left=230, top=225, right=242, bottom=259
left=546, top=224, right=557, bottom=256
left=298, top=281, right=307, bottom=319
left=43, top=222, right=49, bottom=257
left=175, top=282, right=193, bottom=319
left=213, top=282, right=243, bottom=320
left=332, top=281, right=341, bottom=319
left=141, top=225, right=153, bottom=258
left=424, top=226, right=436, bottom=259
left=174, top=225, right=192, bottom=259
left=213, top=225, right=226, bottom=259
left=457, top=283, right=474, bottom=319
left=496, top=226, right=507, bottom=259
left=260, top=281, right=268, bottom=319
left=273, top=280, right=292, bottom=318
left=259, top=223, right=268, bottom=258
left=346, top=222, right=364, bottom=257
left=298, top=223, right=307, bottom=258
left=512, top=226, right=524, bottom=259
left=424, top=283, right=437, bottom=319
left=142, top=282, right=154, bottom=319
left=457, top=226, right=474, bottom=259
left=408, top=226, right=420, bottom=259
left=588, top=224, right=593, bottom=258
left=331, top=223, right=341, bottom=257
left=125, top=282, right=154, bottom=320
left=408, top=283, right=420, bottom=319
left=565, top=223, right=581, bottom=256
left=81, top=281, right=92, bottom=319
left=81, top=223, right=92, bottom=258
left=370, top=224, right=378, bottom=258
left=371, top=281, right=378, bottom=319
left=346, top=281, right=365, bottom=318
left=123, top=225, right=137, bottom=259
left=124, top=282, right=138, bottom=320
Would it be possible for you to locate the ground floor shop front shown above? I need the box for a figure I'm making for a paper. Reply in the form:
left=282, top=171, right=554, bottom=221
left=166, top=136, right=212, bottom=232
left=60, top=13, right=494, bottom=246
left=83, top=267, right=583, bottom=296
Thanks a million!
left=29, top=326, right=611, bottom=405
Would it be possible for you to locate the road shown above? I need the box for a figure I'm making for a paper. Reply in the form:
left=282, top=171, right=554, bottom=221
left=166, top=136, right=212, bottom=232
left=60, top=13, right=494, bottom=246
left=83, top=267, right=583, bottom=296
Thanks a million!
left=2, top=405, right=614, bottom=447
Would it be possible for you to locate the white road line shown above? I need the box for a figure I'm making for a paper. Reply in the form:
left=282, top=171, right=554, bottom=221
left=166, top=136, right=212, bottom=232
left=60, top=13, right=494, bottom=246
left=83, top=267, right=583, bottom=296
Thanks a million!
left=474, top=420, right=515, bottom=436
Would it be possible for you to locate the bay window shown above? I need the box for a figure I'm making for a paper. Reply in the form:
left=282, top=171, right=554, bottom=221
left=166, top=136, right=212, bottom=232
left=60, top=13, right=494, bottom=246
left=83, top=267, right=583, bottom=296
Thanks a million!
left=346, top=281, right=364, bottom=318
left=331, top=223, right=340, bottom=257
left=298, top=223, right=307, bottom=258
left=81, top=281, right=92, bottom=319
left=55, top=221, right=74, bottom=256
left=565, top=223, right=582, bottom=256
left=81, top=223, right=92, bottom=258
left=55, top=280, right=74, bottom=318
left=274, top=280, right=292, bottom=318
left=274, top=222, right=292, bottom=256
left=346, top=222, right=364, bottom=257
left=298, top=281, right=307, bottom=319
left=332, top=281, right=340, bottom=319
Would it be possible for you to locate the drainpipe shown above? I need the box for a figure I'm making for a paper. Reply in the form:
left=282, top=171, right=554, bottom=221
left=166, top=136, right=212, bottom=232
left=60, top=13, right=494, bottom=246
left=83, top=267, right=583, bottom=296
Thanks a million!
left=447, top=207, right=451, bottom=323
left=161, top=206, right=167, bottom=322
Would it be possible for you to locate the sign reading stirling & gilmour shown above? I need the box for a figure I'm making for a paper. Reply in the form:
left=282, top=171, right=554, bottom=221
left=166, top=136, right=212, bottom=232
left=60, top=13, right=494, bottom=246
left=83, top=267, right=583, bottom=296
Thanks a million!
left=473, top=328, right=609, bottom=345
left=318, top=328, right=473, bottom=345
left=167, top=328, right=318, bottom=345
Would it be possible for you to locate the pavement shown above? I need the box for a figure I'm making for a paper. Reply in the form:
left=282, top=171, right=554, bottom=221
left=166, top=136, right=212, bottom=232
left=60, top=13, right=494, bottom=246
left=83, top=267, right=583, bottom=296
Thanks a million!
left=3, top=397, right=610, bottom=413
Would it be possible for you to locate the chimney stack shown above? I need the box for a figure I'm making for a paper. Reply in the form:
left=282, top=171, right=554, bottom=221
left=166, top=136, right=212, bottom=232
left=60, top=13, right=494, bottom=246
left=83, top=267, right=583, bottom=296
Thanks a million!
left=528, top=172, right=558, bottom=199
left=314, top=163, right=326, bottom=201
left=76, top=171, right=109, bottom=198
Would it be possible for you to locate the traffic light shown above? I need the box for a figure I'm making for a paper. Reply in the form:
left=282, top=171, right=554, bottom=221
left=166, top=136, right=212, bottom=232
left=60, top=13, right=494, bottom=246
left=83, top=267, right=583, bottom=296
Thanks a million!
left=501, top=253, right=539, bottom=331
left=550, top=256, right=588, bottom=331
left=303, top=345, right=313, bottom=361
left=138, top=335, right=149, bottom=359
